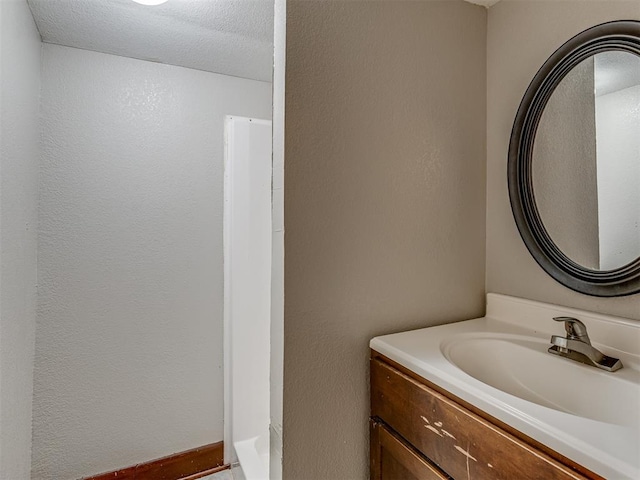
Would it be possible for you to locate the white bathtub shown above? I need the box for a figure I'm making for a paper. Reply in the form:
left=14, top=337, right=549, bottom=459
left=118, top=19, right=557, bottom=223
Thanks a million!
left=234, top=435, right=269, bottom=480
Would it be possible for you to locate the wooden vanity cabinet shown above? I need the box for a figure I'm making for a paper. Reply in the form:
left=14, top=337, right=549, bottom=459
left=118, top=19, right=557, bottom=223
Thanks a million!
left=370, top=350, right=602, bottom=480
left=371, top=418, right=451, bottom=480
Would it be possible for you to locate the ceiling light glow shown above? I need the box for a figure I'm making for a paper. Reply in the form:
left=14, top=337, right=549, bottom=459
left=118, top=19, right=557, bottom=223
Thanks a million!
left=132, top=0, right=169, bottom=5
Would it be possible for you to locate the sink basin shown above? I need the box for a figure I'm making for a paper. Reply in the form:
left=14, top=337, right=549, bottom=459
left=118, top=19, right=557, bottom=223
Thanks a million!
left=371, top=294, right=640, bottom=479
left=441, top=333, right=640, bottom=427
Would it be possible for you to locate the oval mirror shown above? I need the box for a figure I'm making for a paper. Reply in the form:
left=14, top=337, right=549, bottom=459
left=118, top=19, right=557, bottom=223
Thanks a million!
left=509, top=20, right=640, bottom=297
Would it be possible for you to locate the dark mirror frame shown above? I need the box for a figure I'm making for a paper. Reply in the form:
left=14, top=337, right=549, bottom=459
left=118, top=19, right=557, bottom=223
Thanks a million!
left=508, top=20, right=640, bottom=297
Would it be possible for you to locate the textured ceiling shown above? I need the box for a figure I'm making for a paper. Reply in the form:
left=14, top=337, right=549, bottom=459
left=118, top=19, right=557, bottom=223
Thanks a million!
left=27, top=0, right=274, bottom=82
left=595, top=50, right=640, bottom=96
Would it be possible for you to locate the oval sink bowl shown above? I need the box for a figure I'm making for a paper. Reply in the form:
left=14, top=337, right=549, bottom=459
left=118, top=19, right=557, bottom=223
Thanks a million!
left=441, top=334, right=640, bottom=427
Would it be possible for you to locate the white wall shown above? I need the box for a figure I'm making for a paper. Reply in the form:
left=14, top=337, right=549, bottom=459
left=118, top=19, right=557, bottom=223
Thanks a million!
left=0, top=0, right=41, bottom=477
left=595, top=84, right=640, bottom=270
left=486, top=0, right=640, bottom=320
left=33, top=44, right=271, bottom=480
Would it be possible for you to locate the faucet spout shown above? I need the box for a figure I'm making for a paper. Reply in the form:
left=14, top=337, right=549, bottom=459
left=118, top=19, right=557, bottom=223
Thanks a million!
left=548, top=317, right=623, bottom=372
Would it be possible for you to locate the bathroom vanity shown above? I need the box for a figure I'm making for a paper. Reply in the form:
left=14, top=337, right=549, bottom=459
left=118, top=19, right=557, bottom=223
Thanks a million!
left=369, top=294, right=640, bottom=480
left=370, top=355, right=592, bottom=480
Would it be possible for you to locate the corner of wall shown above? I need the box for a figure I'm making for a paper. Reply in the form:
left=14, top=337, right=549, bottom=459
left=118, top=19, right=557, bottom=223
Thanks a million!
left=0, top=0, right=42, bottom=477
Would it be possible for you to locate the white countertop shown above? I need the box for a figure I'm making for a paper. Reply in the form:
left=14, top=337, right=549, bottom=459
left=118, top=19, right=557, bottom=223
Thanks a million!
left=370, top=294, right=640, bottom=479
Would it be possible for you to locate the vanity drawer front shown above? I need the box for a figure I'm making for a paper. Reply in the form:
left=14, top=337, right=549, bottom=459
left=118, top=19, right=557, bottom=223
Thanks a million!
left=371, top=357, right=590, bottom=480
left=371, top=419, right=451, bottom=480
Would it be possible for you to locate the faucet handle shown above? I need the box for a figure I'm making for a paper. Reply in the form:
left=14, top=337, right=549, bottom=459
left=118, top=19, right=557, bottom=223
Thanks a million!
left=553, top=316, right=590, bottom=343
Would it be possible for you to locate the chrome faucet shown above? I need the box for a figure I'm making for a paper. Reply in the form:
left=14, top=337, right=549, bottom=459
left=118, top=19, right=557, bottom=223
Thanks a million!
left=548, top=317, right=623, bottom=372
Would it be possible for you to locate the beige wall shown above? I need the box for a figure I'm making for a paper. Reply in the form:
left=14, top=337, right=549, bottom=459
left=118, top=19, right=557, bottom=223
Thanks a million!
left=533, top=57, right=599, bottom=269
left=283, top=1, right=487, bottom=478
left=487, top=0, right=640, bottom=320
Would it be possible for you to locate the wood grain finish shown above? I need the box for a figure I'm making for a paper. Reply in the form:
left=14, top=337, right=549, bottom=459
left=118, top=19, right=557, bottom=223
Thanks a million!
left=372, top=351, right=603, bottom=479
left=83, top=442, right=226, bottom=480
left=371, top=355, right=598, bottom=480
left=371, top=419, right=451, bottom=480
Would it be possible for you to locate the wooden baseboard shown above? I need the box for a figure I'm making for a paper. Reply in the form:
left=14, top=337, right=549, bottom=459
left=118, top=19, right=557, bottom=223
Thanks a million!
left=83, top=441, right=227, bottom=480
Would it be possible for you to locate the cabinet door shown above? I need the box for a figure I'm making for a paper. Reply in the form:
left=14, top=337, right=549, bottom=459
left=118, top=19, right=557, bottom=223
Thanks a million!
left=371, top=420, right=450, bottom=480
left=371, top=357, right=594, bottom=480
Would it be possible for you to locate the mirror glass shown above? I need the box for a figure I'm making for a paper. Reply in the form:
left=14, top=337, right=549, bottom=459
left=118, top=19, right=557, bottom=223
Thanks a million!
left=532, top=50, right=640, bottom=271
